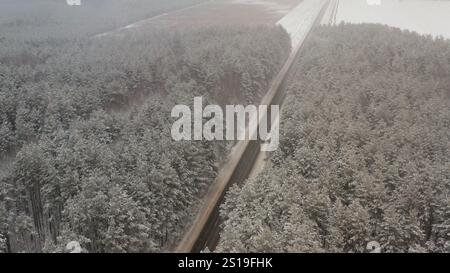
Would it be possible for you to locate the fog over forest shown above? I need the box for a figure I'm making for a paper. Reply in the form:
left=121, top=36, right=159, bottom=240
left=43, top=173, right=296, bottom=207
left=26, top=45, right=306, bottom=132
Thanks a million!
left=0, top=0, right=449, bottom=255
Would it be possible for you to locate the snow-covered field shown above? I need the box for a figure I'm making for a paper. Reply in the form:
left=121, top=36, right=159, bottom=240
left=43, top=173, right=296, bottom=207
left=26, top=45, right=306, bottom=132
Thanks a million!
left=96, top=0, right=304, bottom=38
left=335, top=0, right=450, bottom=39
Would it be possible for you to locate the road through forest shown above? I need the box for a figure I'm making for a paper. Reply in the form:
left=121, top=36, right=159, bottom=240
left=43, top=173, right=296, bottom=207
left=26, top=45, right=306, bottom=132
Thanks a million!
left=175, top=0, right=332, bottom=253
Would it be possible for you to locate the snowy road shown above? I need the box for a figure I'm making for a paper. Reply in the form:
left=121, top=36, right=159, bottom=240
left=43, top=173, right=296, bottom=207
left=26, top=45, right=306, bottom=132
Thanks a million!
left=249, top=0, right=330, bottom=178
left=175, top=0, right=331, bottom=253
left=277, top=0, right=328, bottom=47
left=321, top=0, right=339, bottom=25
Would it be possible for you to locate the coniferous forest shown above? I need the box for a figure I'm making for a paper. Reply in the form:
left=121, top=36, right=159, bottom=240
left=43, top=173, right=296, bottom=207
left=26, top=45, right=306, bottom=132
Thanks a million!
left=1, top=0, right=450, bottom=255
left=0, top=0, right=291, bottom=253
left=218, top=24, right=450, bottom=253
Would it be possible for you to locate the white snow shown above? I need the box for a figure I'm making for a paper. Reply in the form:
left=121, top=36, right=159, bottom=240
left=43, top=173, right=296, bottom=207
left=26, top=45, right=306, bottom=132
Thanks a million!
left=231, top=0, right=292, bottom=14
left=66, top=241, right=82, bottom=253
left=335, top=0, right=450, bottom=39
left=66, top=0, right=81, bottom=6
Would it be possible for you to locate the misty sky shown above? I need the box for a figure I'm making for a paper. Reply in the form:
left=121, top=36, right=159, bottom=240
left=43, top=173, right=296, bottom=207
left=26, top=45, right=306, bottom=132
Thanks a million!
left=337, top=0, right=450, bottom=39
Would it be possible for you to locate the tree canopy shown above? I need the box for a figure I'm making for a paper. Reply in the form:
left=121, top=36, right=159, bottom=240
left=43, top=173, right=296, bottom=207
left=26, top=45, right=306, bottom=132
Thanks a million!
left=218, top=24, right=450, bottom=253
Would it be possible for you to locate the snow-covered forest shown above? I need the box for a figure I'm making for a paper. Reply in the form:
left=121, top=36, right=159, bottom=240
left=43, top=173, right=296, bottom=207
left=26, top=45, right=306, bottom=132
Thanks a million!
left=218, top=24, right=450, bottom=253
left=1, top=0, right=450, bottom=255
left=0, top=0, right=291, bottom=253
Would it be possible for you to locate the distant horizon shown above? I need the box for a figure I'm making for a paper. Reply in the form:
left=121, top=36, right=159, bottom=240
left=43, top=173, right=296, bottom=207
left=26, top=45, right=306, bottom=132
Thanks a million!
left=1, top=0, right=449, bottom=258
left=337, top=0, right=450, bottom=39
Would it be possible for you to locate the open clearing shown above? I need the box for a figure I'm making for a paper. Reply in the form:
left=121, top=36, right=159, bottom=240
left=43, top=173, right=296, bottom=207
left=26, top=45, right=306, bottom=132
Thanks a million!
left=100, top=0, right=304, bottom=36
left=335, top=0, right=450, bottom=39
